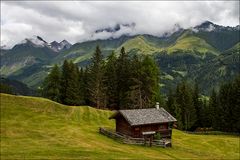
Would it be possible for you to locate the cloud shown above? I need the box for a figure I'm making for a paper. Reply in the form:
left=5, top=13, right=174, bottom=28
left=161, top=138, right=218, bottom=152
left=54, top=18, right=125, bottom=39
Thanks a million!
left=1, top=1, right=239, bottom=48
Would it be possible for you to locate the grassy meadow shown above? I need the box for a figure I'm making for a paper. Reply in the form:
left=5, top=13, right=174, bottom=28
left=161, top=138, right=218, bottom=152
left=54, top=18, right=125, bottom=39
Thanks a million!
left=1, top=93, right=239, bottom=159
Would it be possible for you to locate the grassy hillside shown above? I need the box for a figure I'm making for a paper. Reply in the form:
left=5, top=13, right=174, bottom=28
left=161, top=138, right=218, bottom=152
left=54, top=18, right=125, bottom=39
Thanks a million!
left=166, top=31, right=219, bottom=55
left=117, top=32, right=220, bottom=57
left=117, top=36, right=162, bottom=55
left=1, top=94, right=239, bottom=159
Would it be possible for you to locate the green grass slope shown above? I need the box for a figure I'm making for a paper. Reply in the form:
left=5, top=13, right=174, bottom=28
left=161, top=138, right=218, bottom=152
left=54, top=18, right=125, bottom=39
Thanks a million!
left=166, top=31, right=219, bottom=55
left=1, top=94, right=239, bottom=159
left=117, top=36, right=162, bottom=55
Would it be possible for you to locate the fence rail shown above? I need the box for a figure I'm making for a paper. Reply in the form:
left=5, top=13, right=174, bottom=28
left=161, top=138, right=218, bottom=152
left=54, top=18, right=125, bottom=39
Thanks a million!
left=99, top=127, right=169, bottom=147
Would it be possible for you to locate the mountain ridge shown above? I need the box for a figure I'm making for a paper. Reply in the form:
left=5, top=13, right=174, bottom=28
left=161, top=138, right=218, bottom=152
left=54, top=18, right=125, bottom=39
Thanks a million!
left=1, top=21, right=239, bottom=94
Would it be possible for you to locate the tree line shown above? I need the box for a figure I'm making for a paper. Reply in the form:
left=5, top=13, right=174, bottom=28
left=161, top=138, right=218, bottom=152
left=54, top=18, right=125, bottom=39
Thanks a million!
left=166, top=76, right=240, bottom=132
left=42, top=45, right=239, bottom=133
left=42, top=46, right=161, bottom=110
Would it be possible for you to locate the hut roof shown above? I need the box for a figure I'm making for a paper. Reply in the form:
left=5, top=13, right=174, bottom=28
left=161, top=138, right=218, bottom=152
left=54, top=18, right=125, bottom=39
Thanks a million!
left=109, top=107, right=177, bottom=126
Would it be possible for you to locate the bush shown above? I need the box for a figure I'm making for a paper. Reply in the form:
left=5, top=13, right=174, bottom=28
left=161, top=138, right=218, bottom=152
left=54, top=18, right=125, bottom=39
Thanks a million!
left=154, top=132, right=161, bottom=140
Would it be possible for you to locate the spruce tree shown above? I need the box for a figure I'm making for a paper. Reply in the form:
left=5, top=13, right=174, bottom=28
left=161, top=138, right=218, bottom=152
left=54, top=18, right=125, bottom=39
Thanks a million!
left=175, top=81, right=196, bottom=130
left=104, top=52, right=118, bottom=109
left=116, top=47, right=131, bottom=109
left=218, top=83, right=230, bottom=131
left=88, top=46, right=105, bottom=108
left=232, top=75, right=240, bottom=132
left=128, top=54, right=143, bottom=108
left=78, top=68, right=86, bottom=105
left=209, top=88, right=219, bottom=130
left=175, top=104, right=183, bottom=130
left=60, top=60, right=70, bottom=104
left=0, top=83, right=13, bottom=94
left=83, top=66, right=91, bottom=105
left=140, top=55, right=160, bottom=108
left=201, top=98, right=210, bottom=128
left=193, top=83, right=202, bottom=128
left=42, top=64, right=61, bottom=102
left=166, top=88, right=177, bottom=117
left=60, top=60, right=80, bottom=105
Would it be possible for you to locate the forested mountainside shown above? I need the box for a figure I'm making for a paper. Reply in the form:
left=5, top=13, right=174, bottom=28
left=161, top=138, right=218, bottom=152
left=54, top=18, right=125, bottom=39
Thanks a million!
left=0, top=77, right=36, bottom=96
left=0, top=21, right=239, bottom=95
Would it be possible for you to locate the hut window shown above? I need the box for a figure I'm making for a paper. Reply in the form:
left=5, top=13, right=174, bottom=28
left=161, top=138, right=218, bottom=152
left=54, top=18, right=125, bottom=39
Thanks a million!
left=135, top=127, right=139, bottom=131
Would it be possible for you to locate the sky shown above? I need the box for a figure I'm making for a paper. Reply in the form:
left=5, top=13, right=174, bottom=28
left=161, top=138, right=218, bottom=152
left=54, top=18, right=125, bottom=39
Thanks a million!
left=1, top=1, right=239, bottom=48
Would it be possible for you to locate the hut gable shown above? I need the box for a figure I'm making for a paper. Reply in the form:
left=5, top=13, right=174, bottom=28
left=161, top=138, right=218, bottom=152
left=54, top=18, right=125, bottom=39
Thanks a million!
left=110, top=107, right=177, bottom=126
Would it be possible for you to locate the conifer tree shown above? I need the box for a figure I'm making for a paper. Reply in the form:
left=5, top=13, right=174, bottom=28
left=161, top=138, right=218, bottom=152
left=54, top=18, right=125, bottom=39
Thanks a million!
left=175, top=81, right=196, bottom=130
left=232, top=75, right=240, bottom=132
left=88, top=46, right=105, bottom=108
left=166, top=88, right=177, bottom=117
left=116, top=47, right=131, bottom=109
left=201, top=98, right=210, bottom=128
left=60, top=60, right=80, bottom=105
left=140, top=55, right=160, bottom=108
left=0, top=83, right=13, bottom=94
left=193, top=83, right=203, bottom=128
left=104, top=52, right=118, bottom=109
left=127, top=54, right=143, bottom=108
left=175, top=104, right=183, bottom=130
left=60, top=60, right=70, bottom=104
left=42, top=64, right=61, bottom=102
left=78, top=68, right=86, bottom=105
left=209, top=88, right=219, bottom=130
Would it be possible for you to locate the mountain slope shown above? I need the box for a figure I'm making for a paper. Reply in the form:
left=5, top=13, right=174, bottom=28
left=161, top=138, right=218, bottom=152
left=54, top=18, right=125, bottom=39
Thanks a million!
left=0, top=37, right=70, bottom=87
left=52, top=35, right=131, bottom=65
left=192, top=21, right=240, bottom=52
left=166, top=31, right=219, bottom=56
left=49, top=40, right=72, bottom=52
left=191, top=42, right=240, bottom=93
left=1, top=93, right=239, bottom=159
left=117, top=35, right=162, bottom=55
left=0, top=21, right=239, bottom=93
left=0, top=42, right=55, bottom=76
left=0, top=77, right=36, bottom=96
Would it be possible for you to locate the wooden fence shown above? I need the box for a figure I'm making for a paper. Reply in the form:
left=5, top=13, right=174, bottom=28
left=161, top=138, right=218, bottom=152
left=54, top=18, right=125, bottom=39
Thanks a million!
left=99, top=127, right=167, bottom=147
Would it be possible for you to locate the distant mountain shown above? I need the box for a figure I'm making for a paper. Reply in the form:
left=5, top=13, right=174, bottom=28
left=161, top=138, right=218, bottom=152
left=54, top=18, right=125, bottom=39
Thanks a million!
left=0, top=36, right=71, bottom=87
left=49, top=40, right=72, bottom=52
left=193, top=21, right=239, bottom=32
left=0, top=38, right=56, bottom=76
left=191, top=21, right=240, bottom=52
left=22, top=35, right=48, bottom=48
left=0, top=21, right=239, bottom=95
left=53, top=35, right=132, bottom=65
left=20, top=35, right=72, bottom=52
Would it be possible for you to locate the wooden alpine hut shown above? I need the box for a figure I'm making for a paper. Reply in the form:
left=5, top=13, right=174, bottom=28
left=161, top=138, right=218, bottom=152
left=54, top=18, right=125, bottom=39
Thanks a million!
left=109, top=103, right=177, bottom=143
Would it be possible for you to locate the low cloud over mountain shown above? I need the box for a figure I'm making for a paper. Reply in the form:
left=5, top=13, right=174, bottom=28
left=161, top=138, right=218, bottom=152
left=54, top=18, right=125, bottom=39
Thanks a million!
left=1, top=1, right=239, bottom=48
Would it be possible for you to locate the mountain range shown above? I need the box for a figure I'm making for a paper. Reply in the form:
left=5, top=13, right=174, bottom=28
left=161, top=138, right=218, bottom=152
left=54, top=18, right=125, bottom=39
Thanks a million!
left=0, top=21, right=239, bottom=95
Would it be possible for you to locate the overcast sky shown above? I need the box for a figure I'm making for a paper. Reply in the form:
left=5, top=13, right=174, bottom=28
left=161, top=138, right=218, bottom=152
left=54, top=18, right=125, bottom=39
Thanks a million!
left=1, top=1, right=239, bottom=48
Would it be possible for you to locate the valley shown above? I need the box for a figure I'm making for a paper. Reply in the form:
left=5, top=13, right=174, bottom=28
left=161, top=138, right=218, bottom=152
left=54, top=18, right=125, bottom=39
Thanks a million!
left=0, top=21, right=239, bottom=95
